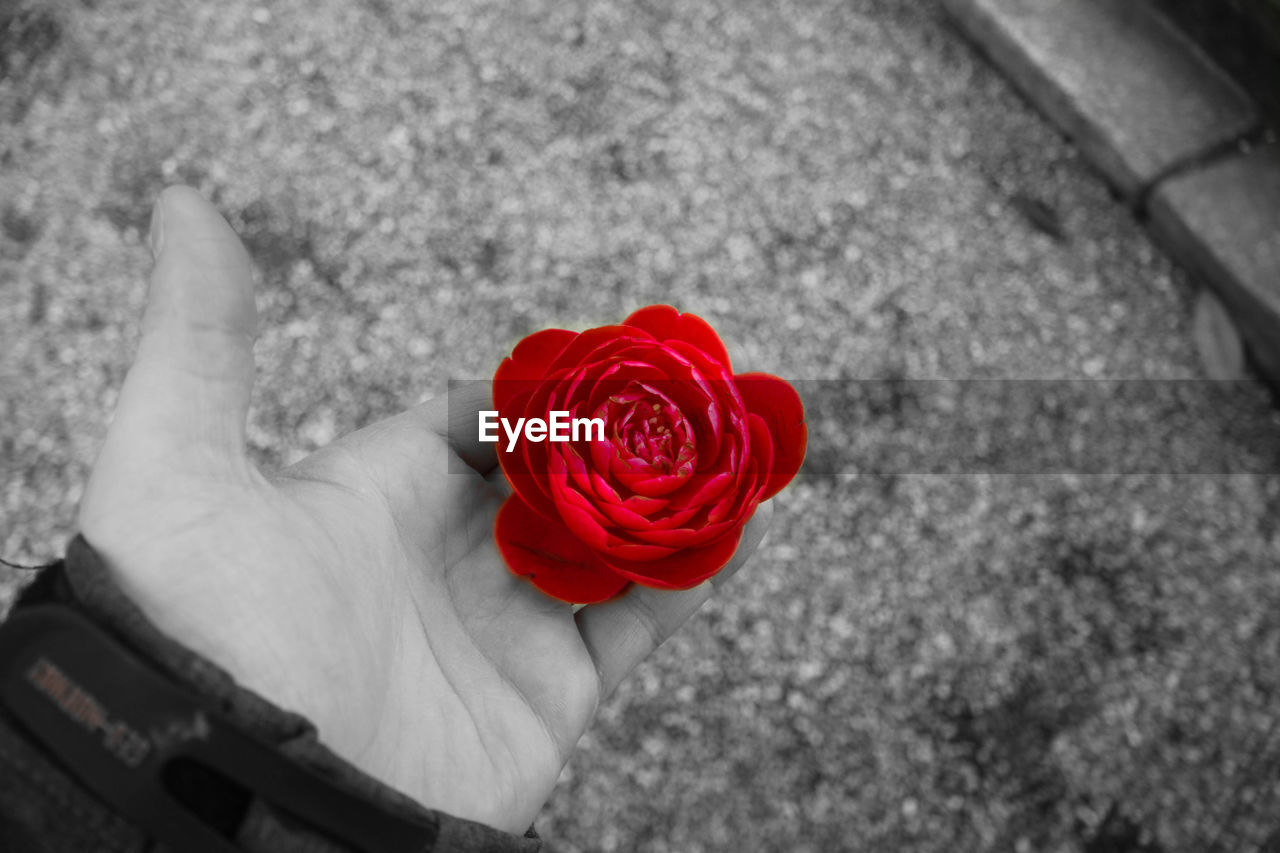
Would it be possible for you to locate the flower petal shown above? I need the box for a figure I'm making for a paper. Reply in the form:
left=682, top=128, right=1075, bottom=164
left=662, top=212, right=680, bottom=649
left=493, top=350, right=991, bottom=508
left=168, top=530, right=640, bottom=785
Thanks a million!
left=668, top=470, right=735, bottom=508
left=495, top=496, right=630, bottom=603
left=626, top=516, right=739, bottom=547
left=549, top=325, right=653, bottom=373
left=496, top=389, right=561, bottom=520
left=599, top=525, right=745, bottom=590
left=636, top=504, right=702, bottom=531
left=493, top=328, right=578, bottom=411
left=735, top=372, right=807, bottom=501
left=623, top=305, right=733, bottom=371
left=595, top=498, right=657, bottom=530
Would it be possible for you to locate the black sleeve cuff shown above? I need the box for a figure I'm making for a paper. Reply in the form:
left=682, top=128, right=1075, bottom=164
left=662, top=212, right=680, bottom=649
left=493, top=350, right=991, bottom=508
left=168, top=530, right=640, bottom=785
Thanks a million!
left=0, top=536, right=542, bottom=853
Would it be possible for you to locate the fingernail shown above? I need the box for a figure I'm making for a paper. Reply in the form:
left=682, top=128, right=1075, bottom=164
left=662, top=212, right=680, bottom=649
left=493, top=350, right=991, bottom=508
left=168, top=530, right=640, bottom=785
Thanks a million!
left=710, top=505, right=774, bottom=590
left=148, top=193, right=166, bottom=259
left=710, top=557, right=748, bottom=590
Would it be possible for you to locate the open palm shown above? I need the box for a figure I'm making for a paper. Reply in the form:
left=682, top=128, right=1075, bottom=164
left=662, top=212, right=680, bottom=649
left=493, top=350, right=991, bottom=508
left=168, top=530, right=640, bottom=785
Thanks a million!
left=77, top=187, right=769, bottom=835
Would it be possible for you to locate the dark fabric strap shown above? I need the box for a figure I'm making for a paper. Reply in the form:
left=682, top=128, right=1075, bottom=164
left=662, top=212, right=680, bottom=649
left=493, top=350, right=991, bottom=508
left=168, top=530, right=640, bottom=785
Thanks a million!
left=0, top=536, right=543, bottom=853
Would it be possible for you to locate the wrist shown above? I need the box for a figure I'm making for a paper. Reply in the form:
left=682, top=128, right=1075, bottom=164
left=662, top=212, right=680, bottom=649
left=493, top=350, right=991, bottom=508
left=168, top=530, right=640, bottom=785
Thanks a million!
left=0, top=537, right=542, bottom=852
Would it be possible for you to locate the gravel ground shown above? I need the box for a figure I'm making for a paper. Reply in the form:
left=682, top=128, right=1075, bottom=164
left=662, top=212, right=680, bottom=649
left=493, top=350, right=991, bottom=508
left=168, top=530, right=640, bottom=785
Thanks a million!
left=4, top=0, right=1280, bottom=850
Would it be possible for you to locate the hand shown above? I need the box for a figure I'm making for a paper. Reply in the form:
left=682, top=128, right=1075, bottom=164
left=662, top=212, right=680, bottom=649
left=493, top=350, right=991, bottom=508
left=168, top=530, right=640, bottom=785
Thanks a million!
left=78, top=186, right=771, bottom=834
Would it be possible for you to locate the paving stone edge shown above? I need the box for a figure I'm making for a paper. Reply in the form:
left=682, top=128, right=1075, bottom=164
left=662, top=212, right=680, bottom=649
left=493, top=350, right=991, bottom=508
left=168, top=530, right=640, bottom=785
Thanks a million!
left=941, top=0, right=1280, bottom=388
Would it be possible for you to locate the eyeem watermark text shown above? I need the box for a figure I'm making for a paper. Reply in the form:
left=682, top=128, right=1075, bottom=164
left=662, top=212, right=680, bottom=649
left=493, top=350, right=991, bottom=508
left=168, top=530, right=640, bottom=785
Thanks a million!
left=479, top=411, right=606, bottom=452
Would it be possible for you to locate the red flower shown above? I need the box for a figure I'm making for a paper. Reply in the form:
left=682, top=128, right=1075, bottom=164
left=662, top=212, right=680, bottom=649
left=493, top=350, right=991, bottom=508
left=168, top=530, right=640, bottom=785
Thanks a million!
left=492, top=305, right=806, bottom=603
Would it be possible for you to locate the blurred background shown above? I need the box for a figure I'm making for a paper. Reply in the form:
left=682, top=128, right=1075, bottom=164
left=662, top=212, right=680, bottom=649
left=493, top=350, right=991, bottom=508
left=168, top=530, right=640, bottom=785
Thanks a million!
left=4, top=0, right=1280, bottom=850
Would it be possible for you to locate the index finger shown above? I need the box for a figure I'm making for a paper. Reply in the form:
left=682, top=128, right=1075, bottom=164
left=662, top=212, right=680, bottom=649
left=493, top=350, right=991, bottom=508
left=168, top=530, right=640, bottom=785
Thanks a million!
left=426, top=379, right=499, bottom=474
left=574, top=502, right=774, bottom=698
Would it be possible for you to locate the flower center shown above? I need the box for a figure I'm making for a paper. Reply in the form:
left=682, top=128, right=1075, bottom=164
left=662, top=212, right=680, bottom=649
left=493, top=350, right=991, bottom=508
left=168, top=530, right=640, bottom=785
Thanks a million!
left=598, top=384, right=696, bottom=475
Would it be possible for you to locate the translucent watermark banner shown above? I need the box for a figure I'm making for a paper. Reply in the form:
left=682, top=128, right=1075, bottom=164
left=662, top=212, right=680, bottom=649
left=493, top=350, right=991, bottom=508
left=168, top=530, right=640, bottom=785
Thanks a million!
left=794, top=379, right=1280, bottom=476
left=449, top=379, right=1280, bottom=476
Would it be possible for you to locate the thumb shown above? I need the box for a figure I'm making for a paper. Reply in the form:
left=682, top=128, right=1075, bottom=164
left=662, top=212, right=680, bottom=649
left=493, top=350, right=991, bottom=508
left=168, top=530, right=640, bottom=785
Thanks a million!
left=89, top=186, right=258, bottom=493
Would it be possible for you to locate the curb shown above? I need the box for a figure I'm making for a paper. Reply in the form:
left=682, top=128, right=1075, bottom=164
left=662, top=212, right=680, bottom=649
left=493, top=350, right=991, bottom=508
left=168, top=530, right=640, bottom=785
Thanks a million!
left=941, top=0, right=1280, bottom=386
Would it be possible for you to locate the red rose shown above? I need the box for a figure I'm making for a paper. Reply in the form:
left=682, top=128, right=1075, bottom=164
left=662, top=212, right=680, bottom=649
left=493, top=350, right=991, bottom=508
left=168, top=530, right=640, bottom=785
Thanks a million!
left=492, top=305, right=806, bottom=603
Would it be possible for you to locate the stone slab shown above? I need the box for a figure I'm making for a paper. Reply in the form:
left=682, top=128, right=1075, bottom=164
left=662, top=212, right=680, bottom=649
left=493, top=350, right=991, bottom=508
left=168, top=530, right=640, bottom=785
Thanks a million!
left=1150, top=143, right=1280, bottom=383
left=942, top=0, right=1258, bottom=201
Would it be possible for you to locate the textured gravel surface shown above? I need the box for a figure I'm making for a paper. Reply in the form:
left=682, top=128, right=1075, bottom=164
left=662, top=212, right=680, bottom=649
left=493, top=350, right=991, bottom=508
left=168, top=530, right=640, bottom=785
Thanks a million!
left=4, top=1, right=1280, bottom=850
